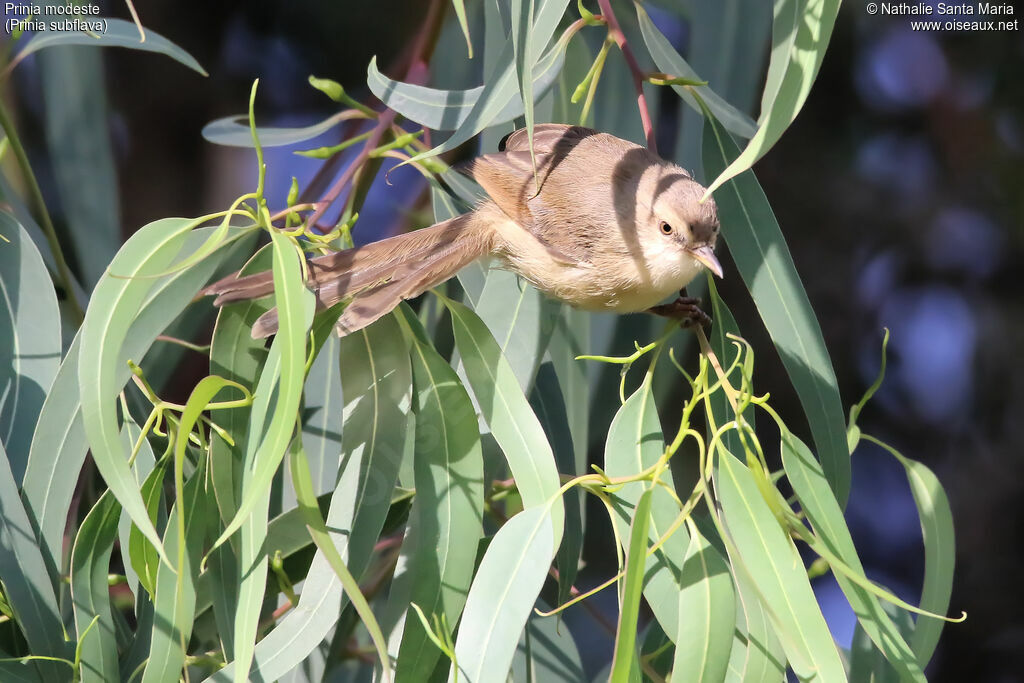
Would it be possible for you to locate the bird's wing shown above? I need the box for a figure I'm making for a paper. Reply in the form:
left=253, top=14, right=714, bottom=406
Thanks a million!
left=468, top=125, right=600, bottom=222
left=463, top=125, right=604, bottom=264
left=498, top=124, right=599, bottom=153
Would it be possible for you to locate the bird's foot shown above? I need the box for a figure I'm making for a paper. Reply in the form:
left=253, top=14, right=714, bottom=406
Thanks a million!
left=648, top=296, right=711, bottom=329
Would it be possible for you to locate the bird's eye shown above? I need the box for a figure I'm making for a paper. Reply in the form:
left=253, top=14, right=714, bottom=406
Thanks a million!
left=659, top=221, right=673, bottom=235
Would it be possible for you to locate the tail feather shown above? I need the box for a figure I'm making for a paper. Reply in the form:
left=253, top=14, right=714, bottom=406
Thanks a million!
left=206, top=212, right=493, bottom=339
left=332, top=248, right=477, bottom=336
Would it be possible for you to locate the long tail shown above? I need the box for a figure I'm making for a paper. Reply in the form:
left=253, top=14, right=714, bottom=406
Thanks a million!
left=202, top=212, right=493, bottom=338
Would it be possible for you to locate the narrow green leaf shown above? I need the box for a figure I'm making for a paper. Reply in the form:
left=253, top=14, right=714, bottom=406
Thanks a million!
left=205, top=247, right=273, bottom=661
left=214, top=230, right=315, bottom=548
left=529, top=364, right=582, bottom=608
left=38, top=46, right=120, bottom=288
left=707, top=277, right=754, bottom=457
left=365, top=27, right=567, bottom=134
left=116, top=412, right=157, bottom=600
left=203, top=315, right=411, bottom=683
left=510, top=602, right=585, bottom=682
left=0, top=170, right=87, bottom=311
left=23, top=223, right=248, bottom=581
left=610, top=488, right=653, bottom=682
left=634, top=4, right=757, bottom=139
left=781, top=432, right=926, bottom=681
left=687, top=0, right=772, bottom=115
left=442, top=298, right=564, bottom=541
left=473, top=271, right=558, bottom=393
left=0, top=442, right=68, bottom=664
left=172, top=374, right=261, bottom=683
left=222, top=234, right=314, bottom=682
left=702, top=111, right=850, bottom=506
left=864, top=435, right=957, bottom=667
left=289, top=441, right=392, bottom=682
left=127, top=460, right=167, bottom=600
left=0, top=214, right=60, bottom=484
left=672, top=526, right=735, bottom=683
left=849, top=601, right=914, bottom=683
left=393, top=320, right=484, bottom=683
left=723, top=567, right=786, bottom=683
left=511, top=0, right=538, bottom=188
left=451, top=0, right=473, bottom=57
left=70, top=491, right=121, bottom=683
left=78, top=218, right=197, bottom=562
left=715, top=449, right=846, bottom=681
left=605, top=378, right=690, bottom=640
left=448, top=506, right=555, bottom=682
left=141, top=458, right=208, bottom=683
left=288, top=334, right=343, bottom=506
left=390, top=0, right=570, bottom=162
left=202, top=110, right=362, bottom=148
left=703, top=0, right=841, bottom=194
left=9, top=18, right=206, bottom=75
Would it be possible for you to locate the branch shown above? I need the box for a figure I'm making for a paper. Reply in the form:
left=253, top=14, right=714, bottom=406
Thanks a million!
left=597, top=0, right=657, bottom=153
left=305, top=0, right=445, bottom=232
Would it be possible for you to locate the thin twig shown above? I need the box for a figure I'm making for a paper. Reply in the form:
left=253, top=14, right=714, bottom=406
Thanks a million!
left=596, top=0, right=657, bottom=152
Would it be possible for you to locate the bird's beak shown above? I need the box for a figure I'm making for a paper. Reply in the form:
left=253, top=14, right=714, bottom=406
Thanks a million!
left=688, top=245, right=724, bottom=278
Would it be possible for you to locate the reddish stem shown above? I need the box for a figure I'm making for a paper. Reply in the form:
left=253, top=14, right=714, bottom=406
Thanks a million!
left=306, top=0, right=444, bottom=231
left=596, top=0, right=657, bottom=153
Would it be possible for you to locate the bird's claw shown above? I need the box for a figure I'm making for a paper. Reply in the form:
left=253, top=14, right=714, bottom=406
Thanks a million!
left=648, top=296, right=712, bottom=329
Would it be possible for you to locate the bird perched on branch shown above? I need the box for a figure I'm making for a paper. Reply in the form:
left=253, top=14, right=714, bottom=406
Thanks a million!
left=203, top=123, right=723, bottom=338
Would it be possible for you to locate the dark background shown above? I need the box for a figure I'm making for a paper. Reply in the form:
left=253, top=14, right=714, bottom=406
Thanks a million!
left=9, top=1, right=1023, bottom=679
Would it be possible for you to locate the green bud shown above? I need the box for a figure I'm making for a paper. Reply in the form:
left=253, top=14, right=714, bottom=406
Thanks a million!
left=287, top=177, right=299, bottom=207
left=308, top=75, right=344, bottom=102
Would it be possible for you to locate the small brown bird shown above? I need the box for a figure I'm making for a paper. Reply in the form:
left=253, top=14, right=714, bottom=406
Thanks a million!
left=204, top=124, right=722, bottom=338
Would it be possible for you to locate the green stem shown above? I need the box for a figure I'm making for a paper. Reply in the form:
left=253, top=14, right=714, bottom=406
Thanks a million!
left=0, top=99, right=84, bottom=324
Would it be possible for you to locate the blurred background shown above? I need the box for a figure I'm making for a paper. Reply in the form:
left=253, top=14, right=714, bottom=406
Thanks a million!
left=5, top=0, right=1022, bottom=680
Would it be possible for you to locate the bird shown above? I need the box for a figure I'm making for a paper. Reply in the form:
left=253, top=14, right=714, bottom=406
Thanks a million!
left=202, top=123, right=722, bottom=339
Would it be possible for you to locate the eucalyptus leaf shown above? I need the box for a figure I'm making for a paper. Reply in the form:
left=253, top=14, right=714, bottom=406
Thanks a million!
left=635, top=5, right=757, bottom=139
left=366, top=24, right=567, bottom=134
left=716, top=449, right=846, bottom=681
left=0, top=442, right=68, bottom=668
left=39, top=45, right=120, bottom=288
left=141, top=459, right=208, bottom=683
left=202, top=111, right=364, bottom=148
left=702, top=110, right=850, bottom=506
left=9, top=18, right=206, bottom=75
left=442, top=298, right=564, bottom=542
left=609, top=488, right=652, bottom=682
left=865, top=436, right=957, bottom=667
left=78, top=218, right=199, bottom=563
left=0, top=213, right=61, bottom=484
left=604, top=376, right=690, bottom=640
left=393, top=0, right=570, bottom=162
left=703, top=0, right=841, bottom=194
left=22, top=223, right=250, bottom=584
left=204, top=315, right=411, bottom=682
left=781, top=432, right=926, bottom=681
left=447, top=506, right=555, bottom=682
left=393, top=315, right=484, bottom=683
left=671, top=526, right=735, bottom=683
left=69, top=492, right=121, bottom=683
